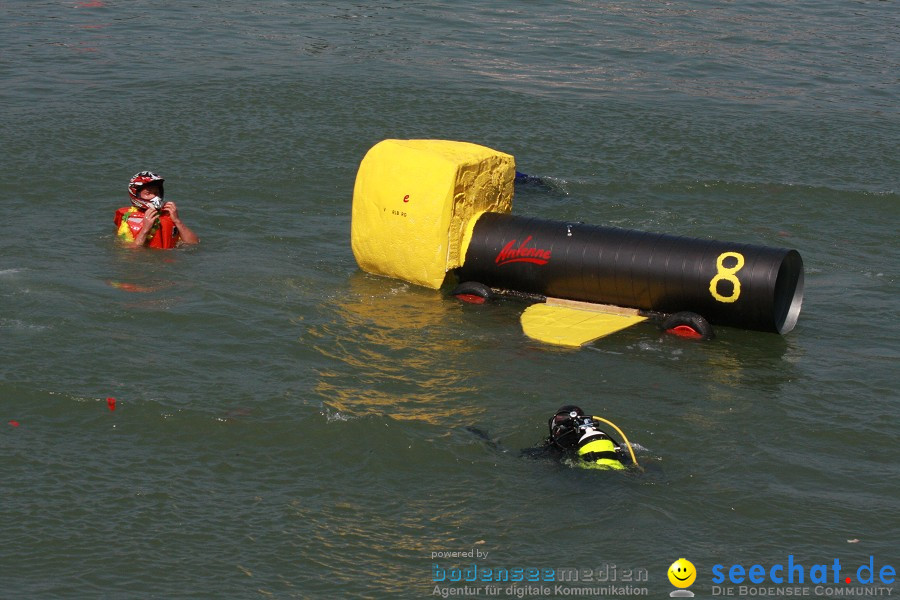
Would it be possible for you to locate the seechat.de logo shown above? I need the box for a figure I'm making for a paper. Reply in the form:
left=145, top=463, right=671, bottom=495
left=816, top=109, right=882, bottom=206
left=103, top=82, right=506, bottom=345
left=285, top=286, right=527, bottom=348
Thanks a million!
left=668, top=558, right=697, bottom=598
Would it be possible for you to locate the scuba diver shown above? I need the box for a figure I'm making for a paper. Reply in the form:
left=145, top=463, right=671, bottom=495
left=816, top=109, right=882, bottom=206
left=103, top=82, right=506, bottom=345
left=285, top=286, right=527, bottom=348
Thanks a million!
left=466, top=405, right=642, bottom=471
left=543, top=405, right=640, bottom=471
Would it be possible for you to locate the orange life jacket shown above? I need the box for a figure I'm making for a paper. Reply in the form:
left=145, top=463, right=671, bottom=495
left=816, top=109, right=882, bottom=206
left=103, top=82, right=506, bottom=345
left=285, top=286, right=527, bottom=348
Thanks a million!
left=114, top=207, right=180, bottom=249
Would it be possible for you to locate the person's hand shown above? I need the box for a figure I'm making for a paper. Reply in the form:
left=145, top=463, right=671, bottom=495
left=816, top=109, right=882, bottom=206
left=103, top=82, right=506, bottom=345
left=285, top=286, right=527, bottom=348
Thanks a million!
left=141, top=207, right=159, bottom=228
left=162, top=201, right=180, bottom=223
left=132, top=207, right=158, bottom=247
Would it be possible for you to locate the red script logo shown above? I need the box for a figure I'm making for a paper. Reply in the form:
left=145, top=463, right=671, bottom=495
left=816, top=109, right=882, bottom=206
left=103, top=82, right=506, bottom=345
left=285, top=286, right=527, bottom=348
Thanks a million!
left=495, top=236, right=551, bottom=266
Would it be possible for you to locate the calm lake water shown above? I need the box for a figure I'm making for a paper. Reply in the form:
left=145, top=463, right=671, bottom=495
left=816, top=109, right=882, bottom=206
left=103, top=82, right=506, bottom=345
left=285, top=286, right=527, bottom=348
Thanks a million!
left=1, top=1, right=898, bottom=598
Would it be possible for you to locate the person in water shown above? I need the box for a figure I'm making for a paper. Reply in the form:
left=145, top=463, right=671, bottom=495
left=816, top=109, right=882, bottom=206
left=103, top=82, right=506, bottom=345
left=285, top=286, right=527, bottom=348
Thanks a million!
left=543, top=405, right=630, bottom=470
left=115, top=171, right=199, bottom=248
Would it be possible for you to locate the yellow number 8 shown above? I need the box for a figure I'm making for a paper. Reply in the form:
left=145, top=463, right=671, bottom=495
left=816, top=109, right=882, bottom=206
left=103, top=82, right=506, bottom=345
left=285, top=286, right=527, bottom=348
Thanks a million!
left=709, top=252, right=745, bottom=303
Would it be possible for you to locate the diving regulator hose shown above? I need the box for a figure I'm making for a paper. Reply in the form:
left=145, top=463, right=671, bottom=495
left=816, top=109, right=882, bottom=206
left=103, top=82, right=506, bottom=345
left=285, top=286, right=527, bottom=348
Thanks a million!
left=593, top=416, right=641, bottom=470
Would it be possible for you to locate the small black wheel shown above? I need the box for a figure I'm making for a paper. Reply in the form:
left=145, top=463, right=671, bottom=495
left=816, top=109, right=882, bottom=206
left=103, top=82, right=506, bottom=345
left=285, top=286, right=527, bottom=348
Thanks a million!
left=661, top=311, right=714, bottom=340
left=450, top=281, right=494, bottom=304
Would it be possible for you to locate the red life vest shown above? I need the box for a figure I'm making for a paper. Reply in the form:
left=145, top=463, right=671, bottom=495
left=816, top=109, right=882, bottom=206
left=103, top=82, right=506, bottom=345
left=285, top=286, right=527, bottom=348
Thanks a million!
left=114, top=207, right=180, bottom=249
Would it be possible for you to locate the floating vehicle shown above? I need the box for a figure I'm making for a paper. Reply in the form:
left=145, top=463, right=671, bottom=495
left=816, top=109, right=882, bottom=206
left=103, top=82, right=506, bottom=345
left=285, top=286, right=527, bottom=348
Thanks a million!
left=350, top=139, right=804, bottom=347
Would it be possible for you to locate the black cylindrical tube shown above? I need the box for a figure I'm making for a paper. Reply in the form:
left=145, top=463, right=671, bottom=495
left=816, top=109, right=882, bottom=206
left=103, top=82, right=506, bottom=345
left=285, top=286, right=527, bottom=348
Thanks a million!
left=456, top=213, right=804, bottom=333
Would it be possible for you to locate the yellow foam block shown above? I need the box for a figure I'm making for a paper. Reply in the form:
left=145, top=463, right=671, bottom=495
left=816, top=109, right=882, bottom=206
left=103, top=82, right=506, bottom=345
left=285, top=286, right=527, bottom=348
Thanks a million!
left=520, top=304, right=647, bottom=347
left=351, top=139, right=514, bottom=289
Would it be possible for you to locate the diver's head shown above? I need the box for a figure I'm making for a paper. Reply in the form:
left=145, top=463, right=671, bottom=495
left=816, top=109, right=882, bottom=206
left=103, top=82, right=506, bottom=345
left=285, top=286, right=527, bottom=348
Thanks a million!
left=547, top=405, right=585, bottom=450
left=128, top=171, right=165, bottom=211
left=554, top=405, right=583, bottom=418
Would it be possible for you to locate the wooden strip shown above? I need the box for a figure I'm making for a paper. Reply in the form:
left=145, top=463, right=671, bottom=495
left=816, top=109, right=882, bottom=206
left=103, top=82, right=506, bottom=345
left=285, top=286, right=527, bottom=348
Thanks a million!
left=544, top=297, right=642, bottom=316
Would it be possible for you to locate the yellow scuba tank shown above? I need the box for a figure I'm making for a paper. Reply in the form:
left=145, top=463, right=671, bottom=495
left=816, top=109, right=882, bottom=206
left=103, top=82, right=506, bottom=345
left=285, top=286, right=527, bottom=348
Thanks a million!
left=575, top=429, right=626, bottom=470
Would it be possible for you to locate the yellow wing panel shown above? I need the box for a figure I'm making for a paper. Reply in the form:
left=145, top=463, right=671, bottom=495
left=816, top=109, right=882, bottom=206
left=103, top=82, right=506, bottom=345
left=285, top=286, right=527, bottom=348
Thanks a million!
left=520, top=304, right=647, bottom=347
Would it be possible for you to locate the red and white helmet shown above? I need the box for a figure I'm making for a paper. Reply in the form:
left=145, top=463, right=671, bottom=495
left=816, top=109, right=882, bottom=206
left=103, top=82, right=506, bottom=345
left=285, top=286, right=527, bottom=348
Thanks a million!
left=128, top=171, right=165, bottom=210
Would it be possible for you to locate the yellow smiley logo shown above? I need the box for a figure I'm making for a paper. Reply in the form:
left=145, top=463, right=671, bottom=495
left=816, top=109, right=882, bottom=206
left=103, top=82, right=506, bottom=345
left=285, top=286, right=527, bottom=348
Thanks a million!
left=668, top=558, right=697, bottom=588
